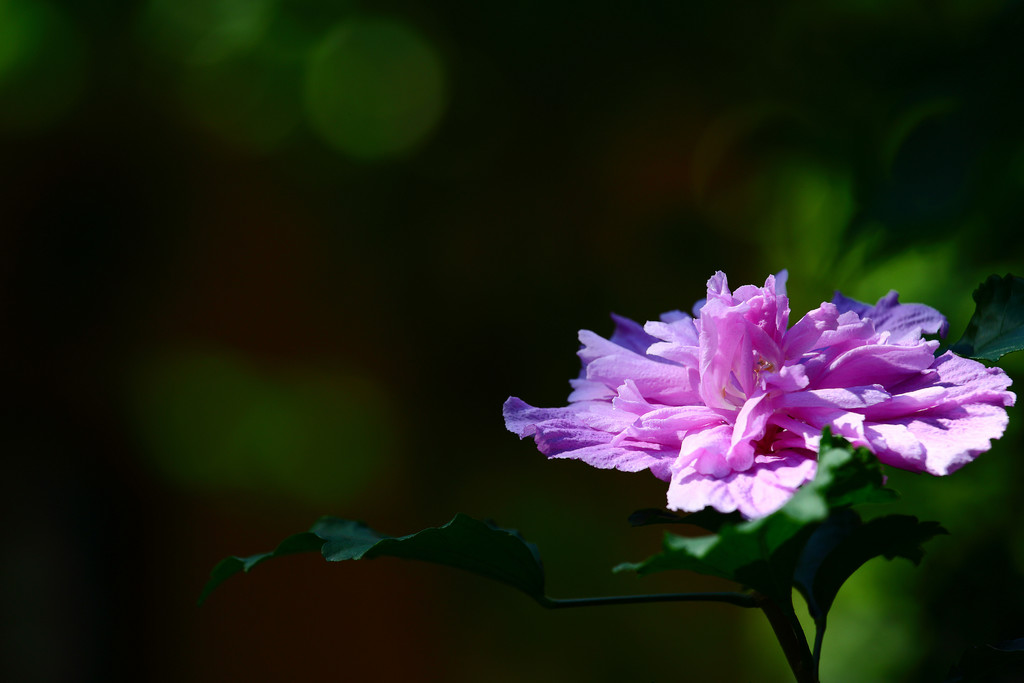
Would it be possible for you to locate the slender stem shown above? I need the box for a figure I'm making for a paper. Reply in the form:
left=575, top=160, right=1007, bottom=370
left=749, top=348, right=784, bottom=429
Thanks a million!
left=755, top=593, right=818, bottom=683
left=539, top=591, right=758, bottom=610
left=540, top=591, right=817, bottom=682
left=812, top=617, right=826, bottom=677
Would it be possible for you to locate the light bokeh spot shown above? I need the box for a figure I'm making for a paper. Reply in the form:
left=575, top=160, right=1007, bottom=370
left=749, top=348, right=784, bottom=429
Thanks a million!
left=176, top=53, right=302, bottom=153
left=0, top=0, right=85, bottom=132
left=304, top=17, right=446, bottom=160
left=139, top=0, right=278, bottom=65
left=130, top=349, right=396, bottom=506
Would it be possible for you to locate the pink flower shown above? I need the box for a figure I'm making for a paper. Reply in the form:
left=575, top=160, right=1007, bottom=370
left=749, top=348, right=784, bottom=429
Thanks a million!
left=504, top=272, right=1015, bottom=519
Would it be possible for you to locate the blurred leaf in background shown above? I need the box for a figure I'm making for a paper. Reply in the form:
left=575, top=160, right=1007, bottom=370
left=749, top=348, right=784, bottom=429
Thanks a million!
left=0, top=0, right=86, bottom=132
left=130, top=349, right=397, bottom=507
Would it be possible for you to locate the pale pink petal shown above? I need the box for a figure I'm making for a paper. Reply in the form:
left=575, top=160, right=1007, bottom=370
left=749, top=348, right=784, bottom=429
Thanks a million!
left=865, top=403, right=1010, bottom=475
left=727, top=392, right=773, bottom=471
left=668, top=452, right=816, bottom=518
left=677, top=424, right=733, bottom=477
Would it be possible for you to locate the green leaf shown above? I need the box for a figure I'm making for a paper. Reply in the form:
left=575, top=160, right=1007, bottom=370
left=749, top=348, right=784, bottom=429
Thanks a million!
left=199, top=513, right=547, bottom=606
left=198, top=530, right=324, bottom=605
left=318, top=514, right=547, bottom=602
left=627, top=507, right=743, bottom=532
left=794, top=511, right=947, bottom=619
left=950, top=273, right=1024, bottom=361
left=615, top=436, right=896, bottom=607
left=945, top=638, right=1024, bottom=682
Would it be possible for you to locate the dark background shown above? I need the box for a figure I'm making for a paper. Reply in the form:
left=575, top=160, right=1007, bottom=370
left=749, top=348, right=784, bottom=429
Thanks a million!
left=2, top=1, right=1023, bottom=681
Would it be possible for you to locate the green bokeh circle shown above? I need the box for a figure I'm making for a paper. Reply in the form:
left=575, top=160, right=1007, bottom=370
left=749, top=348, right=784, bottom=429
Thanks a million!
left=304, top=17, right=446, bottom=160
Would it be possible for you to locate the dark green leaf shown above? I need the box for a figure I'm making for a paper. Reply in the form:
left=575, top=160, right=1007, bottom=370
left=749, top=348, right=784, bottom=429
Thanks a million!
left=615, top=437, right=896, bottom=607
left=627, top=507, right=743, bottom=532
left=794, top=511, right=947, bottom=618
left=199, top=514, right=547, bottom=606
left=945, top=638, right=1024, bottom=682
left=312, top=517, right=388, bottom=560
left=628, top=508, right=687, bottom=526
left=198, top=531, right=324, bottom=605
left=319, top=513, right=547, bottom=602
left=950, top=273, right=1024, bottom=361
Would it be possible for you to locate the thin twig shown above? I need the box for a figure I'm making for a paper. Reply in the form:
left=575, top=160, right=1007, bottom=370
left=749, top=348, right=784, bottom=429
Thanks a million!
left=812, top=617, right=826, bottom=677
left=538, top=591, right=758, bottom=610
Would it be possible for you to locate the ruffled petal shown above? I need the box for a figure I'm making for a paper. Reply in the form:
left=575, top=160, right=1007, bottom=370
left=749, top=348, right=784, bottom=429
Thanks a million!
left=814, top=341, right=939, bottom=390
left=833, top=290, right=949, bottom=343
left=889, top=352, right=1015, bottom=407
left=502, top=397, right=674, bottom=476
left=781, top=385, right=891, bottom=410
left=667, top=452, right=816, bottom=518
left=623, top=405, right=724, bottom=445
left=608, top=313, right=659, bottom=354
left=728, top=392, right=773, bottom=471
left=677, top=423, right=734, bottom=478
left=865, top=402, right=1010, bottom=475
left=578, top=329, right=700, bottom=405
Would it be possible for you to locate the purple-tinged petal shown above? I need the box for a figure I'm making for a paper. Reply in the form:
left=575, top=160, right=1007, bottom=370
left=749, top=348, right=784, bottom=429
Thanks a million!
left=785, top=304, right=877, bottom=361
left=611, top=379, right=656, bottom=415
left=567, top=378, right=615, bottom=402
left=857, top=386, right=947, bottom=421
left=780, top=385, right=891, bottom=410
left=609, top=313, right=659, bottom=354
left=503, top=397, right=676, bottom=476
left=646, top=340, right=700, bottom=367
left=624, top=405, right=723, bottom=444
left=862, top=422, right=926, bottom=471
left=645, top=314, right=699, bottom=346
left=769, top=409, right=868, bottom=451
left=660, top=310, right=691, bottom=323
left=698, top=298, right=755, bottom=411
left=706, top=271, right=731, bottom=300
left=833, top=290, right=949, bottom=342
left=889, top=352, right=1015, bottom=407
left=784, top=303, right=841, bottom=357
left=814, top=341, right=938, bottom=390
left=547, top=440, right=675, bottom=476
left=503, top=398, right=630, bottom=450
left=578, top=329, right=700, bottom=405
left=764, top=363, right=810, bottom=393
left=774, top=269, right=789, bottom=297
left=645, top=315, right=700, bottom=365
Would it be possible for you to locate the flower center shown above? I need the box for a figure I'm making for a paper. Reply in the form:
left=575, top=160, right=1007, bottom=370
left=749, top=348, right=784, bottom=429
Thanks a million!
left=755, top=357, right=775, bottom=375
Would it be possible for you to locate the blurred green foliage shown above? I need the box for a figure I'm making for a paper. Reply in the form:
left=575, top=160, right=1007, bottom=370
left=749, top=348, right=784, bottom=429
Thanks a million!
left=0, top=0, right=85, bottom=131
left=131, top=349, right=395, bottom=506
left=305, top=19, right=446, bottom=158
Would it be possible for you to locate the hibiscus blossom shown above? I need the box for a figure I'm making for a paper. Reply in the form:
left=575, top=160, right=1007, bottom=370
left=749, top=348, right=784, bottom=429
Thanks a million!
left=503, top=271, right=1015, bottom=519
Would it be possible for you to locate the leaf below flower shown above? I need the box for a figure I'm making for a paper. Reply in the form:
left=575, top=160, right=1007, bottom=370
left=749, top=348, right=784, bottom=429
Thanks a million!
left=614, top=436, right=898, bottom=607
left=199, top=514, right=547, bottom=606
left=793, top=510, right=947, bottom=619
left=944, top=638, right=1024, bottom=682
